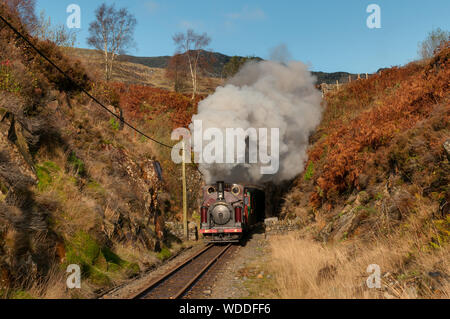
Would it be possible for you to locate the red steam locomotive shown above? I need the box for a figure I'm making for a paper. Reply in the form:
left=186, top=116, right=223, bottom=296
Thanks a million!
left=199, top=181, right=265, bottom=243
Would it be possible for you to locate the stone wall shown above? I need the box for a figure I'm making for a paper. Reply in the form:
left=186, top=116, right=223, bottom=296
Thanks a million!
left=264, top=217, right=302, bottom=236
left=165, top=221, right=199, bottom=241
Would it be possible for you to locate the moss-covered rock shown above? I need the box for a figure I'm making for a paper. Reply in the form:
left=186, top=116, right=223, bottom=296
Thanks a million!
left=64, top=231, right=141, bottom=286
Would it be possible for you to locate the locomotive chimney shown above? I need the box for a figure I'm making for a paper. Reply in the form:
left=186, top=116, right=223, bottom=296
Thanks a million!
left=217, top=181, right=225, bottom=200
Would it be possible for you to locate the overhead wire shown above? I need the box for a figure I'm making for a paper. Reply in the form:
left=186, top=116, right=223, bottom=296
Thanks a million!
left=0, top=13, right=205, bottom=176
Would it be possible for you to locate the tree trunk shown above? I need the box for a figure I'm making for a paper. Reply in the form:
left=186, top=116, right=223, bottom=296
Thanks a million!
left=191, top=76, right=196, bottom=100
left=187, top=54, right=196, bottom=100
left=104, top=42, right=110, bottom=81
left=193, top=69, right=196, bottom=98
left=105, top=57, right=110, bottom=81
left=108, top=53, right=116, bottom=81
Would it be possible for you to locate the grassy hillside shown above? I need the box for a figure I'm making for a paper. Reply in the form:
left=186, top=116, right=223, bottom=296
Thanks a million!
left=66, top=47, right=225, bottom=93
left=268, top=44, right=450, bottom=298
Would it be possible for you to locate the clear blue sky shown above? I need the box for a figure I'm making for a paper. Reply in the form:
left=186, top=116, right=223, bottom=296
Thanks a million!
left=36, top=0, right=450, bottom=73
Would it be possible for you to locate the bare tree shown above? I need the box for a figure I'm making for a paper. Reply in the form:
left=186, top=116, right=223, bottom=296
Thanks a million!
left=172, top=29, right=211, bottom=99
left=35, top=10, right=78, bottom=47
left=418, top=28, right=450, bottom=60
left=4, top=0, right=37, bottom=31
left=165, top=53, right=189, bottom=93
left=87, top=3, right=137, bottom=81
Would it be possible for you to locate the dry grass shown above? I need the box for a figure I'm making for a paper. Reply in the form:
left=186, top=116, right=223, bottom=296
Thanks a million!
left=271, top=186, right=449, bottom=299
left=0, top=264, right=71, bottom=299
left=269, top=220, right=449, bottom=299
left=26, top=264, right=70, bottom=299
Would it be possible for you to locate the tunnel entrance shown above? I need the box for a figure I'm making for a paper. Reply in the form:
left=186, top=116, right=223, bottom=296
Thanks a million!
left=263, top=180, right=293, bottom=218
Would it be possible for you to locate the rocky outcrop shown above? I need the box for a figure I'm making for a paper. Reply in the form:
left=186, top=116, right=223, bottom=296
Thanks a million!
left=316, top=191, right=370, bottom=242
left=264, top=217, right=303, bottom=236
left=165, top=222, right=198, bottom=241
left=0, top=92, right=167, bottom=291
left=98, top=146, right=165, bottom=251
left=0, top=145, right=59, bottom=288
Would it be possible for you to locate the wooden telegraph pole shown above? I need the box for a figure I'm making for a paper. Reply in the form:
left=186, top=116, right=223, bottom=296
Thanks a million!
left=182, top=141, right=188, bottom=240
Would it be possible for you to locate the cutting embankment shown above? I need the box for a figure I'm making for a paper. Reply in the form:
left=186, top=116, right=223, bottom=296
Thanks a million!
left=0, top=5, right=202, bottom=298
left=267, top=43, right=449, bottom=298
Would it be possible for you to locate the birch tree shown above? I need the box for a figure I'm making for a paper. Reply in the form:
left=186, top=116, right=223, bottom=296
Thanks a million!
left=87, top=3, right=136, bottom=81
left=418, top=28, right=450, bottom=60
left=172, top=29, right=211, bottom=99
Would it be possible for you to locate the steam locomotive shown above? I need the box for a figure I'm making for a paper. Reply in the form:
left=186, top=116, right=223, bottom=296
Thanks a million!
left=199, top=181, right=265, bottom=243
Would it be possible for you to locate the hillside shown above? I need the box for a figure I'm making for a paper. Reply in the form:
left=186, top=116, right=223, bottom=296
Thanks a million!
left=119, top=50, right=236, bottom=77
left=265, top=45, right=450, bottom=298
left=0, top=5, right=204, bottom=298
left=65, top=47, right=224, bottom=94
left=68, top=47, right=361, bottom=86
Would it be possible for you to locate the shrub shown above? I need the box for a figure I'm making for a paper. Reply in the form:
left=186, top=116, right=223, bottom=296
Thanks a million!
left=109, top=117, right=120, bottom=131
left=304, top=161, right=315, bottom=181
left=0, top=60, right=21, bottom=93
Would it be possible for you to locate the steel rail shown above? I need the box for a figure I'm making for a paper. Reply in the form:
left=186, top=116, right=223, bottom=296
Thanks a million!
left=129, top=244, right=213, bottom=299
left=171, top=243, right=232, bottom=299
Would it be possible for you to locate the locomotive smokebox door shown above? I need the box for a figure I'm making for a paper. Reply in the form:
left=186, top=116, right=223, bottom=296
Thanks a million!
left=210, top=202, right=232, bottom=225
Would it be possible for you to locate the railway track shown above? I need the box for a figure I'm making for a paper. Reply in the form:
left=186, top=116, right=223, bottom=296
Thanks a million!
left=130, top=244, right=233, bottom=299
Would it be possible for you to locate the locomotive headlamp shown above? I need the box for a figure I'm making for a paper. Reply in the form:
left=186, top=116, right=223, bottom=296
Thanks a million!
left=207, top=187, right=215, bottom=194
left=231, top=186, right=241, bottom=195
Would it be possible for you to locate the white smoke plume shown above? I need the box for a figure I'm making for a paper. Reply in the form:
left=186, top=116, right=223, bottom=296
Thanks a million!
left=189, top=50, right=323, bottom=185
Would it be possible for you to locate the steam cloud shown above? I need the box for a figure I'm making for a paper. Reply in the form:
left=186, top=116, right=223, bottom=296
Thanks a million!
left=189, top=48, right=323, bottom=185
